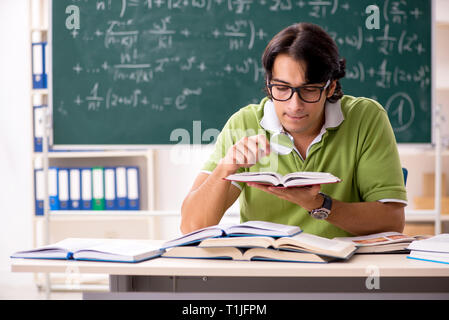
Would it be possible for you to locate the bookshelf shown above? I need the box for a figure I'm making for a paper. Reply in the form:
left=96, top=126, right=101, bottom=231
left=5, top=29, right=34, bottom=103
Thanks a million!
left=28, top=0, right=164, bottom=293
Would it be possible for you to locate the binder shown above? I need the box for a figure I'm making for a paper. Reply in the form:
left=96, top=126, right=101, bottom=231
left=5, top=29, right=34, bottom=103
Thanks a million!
left=104, top=167, right=117, bottom=210
left=69, top=168, right=81, bottom=210
left=115, top=166, right=128, bottom=210
left=49, top=167, right=59, bottom=210
left=31, top=42, right=47, bottom=89
left=58, top=168, right=70, bottom=210
left=34, top=169, right=44, bottom=215
left=81, top=168, right=92, bottom=210
left=33, top=105, right=46, bottom=152
left=126, top=166, right=140, bottom=210
left=92, top=167, right=105, bottom=210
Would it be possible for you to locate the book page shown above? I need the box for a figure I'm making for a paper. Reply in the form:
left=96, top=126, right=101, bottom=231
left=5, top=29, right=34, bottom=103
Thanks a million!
left=226, top=220, right=301, bottom=237
left=226, top=172, right=282, bottom=186
left=276, top=233, right=354, bottom=254
left=160, top=224, right=232, bottom=248
left=335, top=232, right=415, bottom=247
left=77, top=239, right=161, bottom=256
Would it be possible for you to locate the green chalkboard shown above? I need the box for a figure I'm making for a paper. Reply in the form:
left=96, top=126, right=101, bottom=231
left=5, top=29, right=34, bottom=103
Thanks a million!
left=52, top=0, right=432, bottom=144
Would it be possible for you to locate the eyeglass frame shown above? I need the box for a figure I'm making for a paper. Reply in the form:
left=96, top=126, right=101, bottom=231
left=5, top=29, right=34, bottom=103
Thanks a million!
left=267, top=79, right=331, bottom=103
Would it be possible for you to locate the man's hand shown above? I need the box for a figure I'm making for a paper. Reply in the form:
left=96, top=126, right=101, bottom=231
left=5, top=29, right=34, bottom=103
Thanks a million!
left=247, top=183, right=324, bottom=211
left=218, top=134, right=271, bottom=175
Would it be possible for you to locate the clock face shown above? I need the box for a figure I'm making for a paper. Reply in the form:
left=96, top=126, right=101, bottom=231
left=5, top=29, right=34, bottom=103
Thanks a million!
left=312, top=209, right=329, bottom=220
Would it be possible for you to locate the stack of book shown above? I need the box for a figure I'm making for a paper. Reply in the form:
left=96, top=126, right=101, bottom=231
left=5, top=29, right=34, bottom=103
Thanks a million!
left=407, top=234, right=449, bottom=265
left=161, top=221, right=357, bottom=263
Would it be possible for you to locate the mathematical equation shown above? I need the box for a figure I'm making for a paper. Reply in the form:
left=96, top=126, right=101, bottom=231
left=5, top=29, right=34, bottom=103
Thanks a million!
left=66, top=82, right=202, bottom=113
left=93, top=0, right=424, bottom=21
left=345, top=59, right=430, bottom=89
left=63, top=0, right=430, bottom=124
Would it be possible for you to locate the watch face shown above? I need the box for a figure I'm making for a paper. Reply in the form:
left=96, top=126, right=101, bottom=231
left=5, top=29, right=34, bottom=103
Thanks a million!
left=311, top=209, right=329, bottom=220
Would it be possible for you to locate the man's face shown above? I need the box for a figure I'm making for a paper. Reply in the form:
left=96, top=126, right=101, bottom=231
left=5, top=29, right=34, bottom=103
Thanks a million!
left=270, top=53, right=333, bottom=138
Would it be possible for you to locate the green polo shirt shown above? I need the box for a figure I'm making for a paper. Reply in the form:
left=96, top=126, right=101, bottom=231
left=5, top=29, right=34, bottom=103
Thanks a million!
left=201, top=95, right=407, bottom=238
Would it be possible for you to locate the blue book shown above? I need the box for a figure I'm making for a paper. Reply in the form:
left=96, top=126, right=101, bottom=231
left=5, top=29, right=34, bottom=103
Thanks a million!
left=11, top=238, right=164, bottom=263
left=69, top=168, right=81, bottom=210
left=31, top=42, right=47, bottom=89
left=33, top=105, right=46, bottom=152
left=126, top=166, right=140, bottom=210
left=49, top=167, right=59, bottom=210
left=104, top=167, right=117, bottom=210
left=115, top=166, right=128, bottom=210
left=58, top=168, right=70, bottom=210
left=34, top=169, right=44, bottom=216
left=80, top=168, right=92, bottom=210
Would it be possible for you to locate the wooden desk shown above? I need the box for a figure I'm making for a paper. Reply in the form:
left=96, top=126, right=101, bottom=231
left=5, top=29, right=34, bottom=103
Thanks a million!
left=11, top=242, right=449, bottom=299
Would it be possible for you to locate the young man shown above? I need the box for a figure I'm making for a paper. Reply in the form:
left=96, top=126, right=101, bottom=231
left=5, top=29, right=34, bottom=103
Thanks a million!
left=181, top=23, right=407, bottom=238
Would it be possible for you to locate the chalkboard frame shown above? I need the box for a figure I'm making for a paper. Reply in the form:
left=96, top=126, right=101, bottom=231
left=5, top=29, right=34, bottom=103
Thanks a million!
left=47, top=0, right=436, bottom=149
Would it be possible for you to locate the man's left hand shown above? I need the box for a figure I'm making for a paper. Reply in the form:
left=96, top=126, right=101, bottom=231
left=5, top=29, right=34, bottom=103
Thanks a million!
left=247, top=183, right=324, bottom=212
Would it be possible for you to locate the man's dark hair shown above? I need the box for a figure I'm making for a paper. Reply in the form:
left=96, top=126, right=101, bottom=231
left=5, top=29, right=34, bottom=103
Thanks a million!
left=262, top=22, right=346, bottom=103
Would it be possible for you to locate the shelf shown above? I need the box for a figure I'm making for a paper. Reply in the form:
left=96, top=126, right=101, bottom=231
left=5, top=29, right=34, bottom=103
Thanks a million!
left=436, top=21, right=449, bottom=28
left=33, top=149, right=151, bottom=159
left=405, top=211, right=449, bottom=222
left=31, top=89, right=48, bottom=95
left=40, top=210, right=181, bottom=218
left=398, top=146, right=449, bottom=156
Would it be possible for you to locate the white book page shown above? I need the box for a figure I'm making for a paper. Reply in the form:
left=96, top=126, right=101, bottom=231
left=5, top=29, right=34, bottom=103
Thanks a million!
left=280, top=233, right=352, bottom=253
left=226, top=172, right=282, bottom=185
left=76, top=240, right=160, bottom=256
left=226, top=220, right=300, bottom=236
left=408, top=234, right=449, bottom=253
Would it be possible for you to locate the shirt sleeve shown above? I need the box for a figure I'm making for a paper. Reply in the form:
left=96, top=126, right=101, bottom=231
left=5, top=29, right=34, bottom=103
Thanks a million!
left=355, top=101, right=408, bottom=204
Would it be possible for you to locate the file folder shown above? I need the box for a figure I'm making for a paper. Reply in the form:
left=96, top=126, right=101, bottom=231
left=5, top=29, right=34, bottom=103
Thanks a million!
left=69, top=168, right=81, bottom=210
left=49, top=167, right=59, bottom=210
left=115, top=166, right=128, bottom=210
left=81, top=168, right=92, bottom=210
left=127, top=166, right=140, bottom=210
left=104, top=167, right=117, bottom=210
left=92, top=167, right=105, bottom=210
left=32, top=42, right=47, bottom=89
left=34, top=169, right=44, bottom=215
left=58, top=168, right=70, bottom=210
left=33, top=105, right=45, bottom=152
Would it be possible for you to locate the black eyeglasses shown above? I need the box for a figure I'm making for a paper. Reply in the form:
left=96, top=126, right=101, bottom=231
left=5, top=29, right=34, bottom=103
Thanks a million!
left=267, top=80, right=330, bottom=103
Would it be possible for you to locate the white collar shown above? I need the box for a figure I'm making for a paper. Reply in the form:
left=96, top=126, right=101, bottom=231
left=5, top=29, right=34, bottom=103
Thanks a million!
left=260, top=99, right=344, bottom=158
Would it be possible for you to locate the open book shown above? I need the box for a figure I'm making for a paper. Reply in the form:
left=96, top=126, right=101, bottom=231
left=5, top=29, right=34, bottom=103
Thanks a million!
left=335, top=232, right=421, bottom=253
left=162, top=246, right=338, bottom=263
left=160, top=221, right=301, bottom=249
left=197, top=232, right=356, bottom=260
left=11, top=238, right=164, bottom=263
left=225, top=171, right=341, bottom=188
left=407, top=234, right=449, bottom=264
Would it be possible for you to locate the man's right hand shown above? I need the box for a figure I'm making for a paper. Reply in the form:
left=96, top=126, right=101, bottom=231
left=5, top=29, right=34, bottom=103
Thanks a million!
left=218, top=134, right=271, bottom=175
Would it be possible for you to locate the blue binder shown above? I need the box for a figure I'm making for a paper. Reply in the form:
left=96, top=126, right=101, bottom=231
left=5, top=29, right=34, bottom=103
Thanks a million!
left=31, top=42, right=47, bottom=89
left=34, top=169, right=44, bottom=216
left=58, top=168, right=70, bottom=210
left=115, top=166, right=128, bottom=210
left=126, top=166, right=140, bottom=210
left=49, top=167, right=59, bottom=210
left=104, top=167, right=117, bottom=210
left=33, top=105, right=46, bottom=152
left=69, top=168, right=81, bottom=210
left=80, top=167, right=92, bottom=210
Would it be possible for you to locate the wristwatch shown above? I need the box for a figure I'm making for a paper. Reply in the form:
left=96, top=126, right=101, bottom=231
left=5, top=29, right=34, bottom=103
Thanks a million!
left=309, top=193, right=332, bottom=220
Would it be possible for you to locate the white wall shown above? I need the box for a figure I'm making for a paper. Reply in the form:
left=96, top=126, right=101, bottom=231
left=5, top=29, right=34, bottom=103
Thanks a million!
left=0, top=0, right=34, bottom=287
